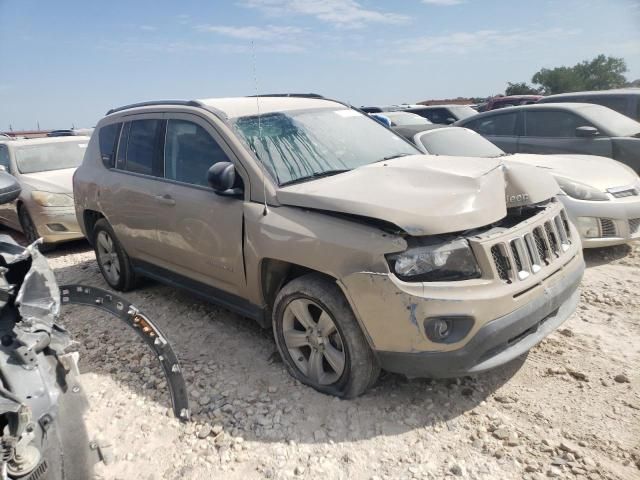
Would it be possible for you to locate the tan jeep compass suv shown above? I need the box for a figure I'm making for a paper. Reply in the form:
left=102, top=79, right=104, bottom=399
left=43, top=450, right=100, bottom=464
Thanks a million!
left=74, top=95, right=585, bottom=397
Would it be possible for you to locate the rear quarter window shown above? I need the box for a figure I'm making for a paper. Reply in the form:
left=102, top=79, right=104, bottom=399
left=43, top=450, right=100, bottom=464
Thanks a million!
left=98, top=123, right=122, bottom=168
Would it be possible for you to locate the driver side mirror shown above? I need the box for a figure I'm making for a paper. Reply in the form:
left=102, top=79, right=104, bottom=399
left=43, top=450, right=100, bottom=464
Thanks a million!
left=207, top=162, right=243, bottom=196
left=575, top=126, right=599, bottom=138
left=0, top=172, right=20, bottom=204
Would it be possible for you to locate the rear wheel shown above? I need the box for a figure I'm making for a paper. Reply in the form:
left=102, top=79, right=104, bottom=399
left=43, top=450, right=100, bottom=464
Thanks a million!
left=273, top=273, right=380, bottom=398
left=92, top=218, right=137, bottom=291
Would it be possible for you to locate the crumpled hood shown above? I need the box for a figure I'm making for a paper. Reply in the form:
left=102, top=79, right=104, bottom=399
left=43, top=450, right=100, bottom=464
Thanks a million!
left=20, top=168, right=75, bottom=194
left=506, top=153, right=638, bottom=190
left=278, top=155, right=514, bottom=236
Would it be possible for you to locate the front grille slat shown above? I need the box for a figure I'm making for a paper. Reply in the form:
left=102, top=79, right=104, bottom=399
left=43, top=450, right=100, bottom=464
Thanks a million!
left=629, top=218, right=640, bottom=235
left=491, top=244, right=511, bottom=282
left=490, top=207, right=572, bottom=283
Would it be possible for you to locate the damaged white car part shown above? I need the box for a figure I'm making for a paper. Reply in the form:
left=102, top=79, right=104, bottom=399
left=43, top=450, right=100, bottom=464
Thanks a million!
left=0, top=241, right=95, bottom=480
left=59, top=284, right=190, bottom=422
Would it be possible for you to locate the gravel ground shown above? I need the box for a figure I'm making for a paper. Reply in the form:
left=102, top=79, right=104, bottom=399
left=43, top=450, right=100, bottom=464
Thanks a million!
left=36, top=238, right=640, bottom=479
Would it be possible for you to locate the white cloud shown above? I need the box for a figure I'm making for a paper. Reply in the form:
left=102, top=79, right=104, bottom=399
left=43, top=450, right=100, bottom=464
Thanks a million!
left=139, top=25, right=156, bottom=31
left=422, top=0, right=465, bottom=5
left=195, top=24, right=303, bottom=41
left=239, top=0, right=409, bottom=28
left=396, top=28, right=580, bottom=55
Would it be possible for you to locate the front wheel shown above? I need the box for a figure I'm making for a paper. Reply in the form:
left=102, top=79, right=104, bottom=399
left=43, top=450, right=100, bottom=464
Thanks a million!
left=273, top=273, right=380, bottom=398
left=18, top=205, right=52, bottom=252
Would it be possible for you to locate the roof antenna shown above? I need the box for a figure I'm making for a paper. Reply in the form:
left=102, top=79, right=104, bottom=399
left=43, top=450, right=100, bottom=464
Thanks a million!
left=252, top=40, right=269, bottom=216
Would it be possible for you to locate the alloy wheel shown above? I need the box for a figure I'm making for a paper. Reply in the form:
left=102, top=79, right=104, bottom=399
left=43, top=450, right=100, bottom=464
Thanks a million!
left=96, top=230, right=121, bottom=285
left=282, top=298, right=346, bottom=385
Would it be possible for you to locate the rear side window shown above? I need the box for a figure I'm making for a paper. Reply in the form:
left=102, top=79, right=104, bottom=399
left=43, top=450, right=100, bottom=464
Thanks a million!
left=124, top=120, right=162, bottom=175
left=588, top=96, right=628, bottom=116
left=524, top=111, right=592, bottom=137
left=465, top=112, right=518, bottom=136
left=164, top=120, right=230, bottom=187
left=98, top=123, right=122, bottom=168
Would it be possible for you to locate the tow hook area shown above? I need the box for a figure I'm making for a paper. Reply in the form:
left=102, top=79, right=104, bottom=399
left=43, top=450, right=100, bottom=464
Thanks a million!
left=60, top=284, right=191, bottom=422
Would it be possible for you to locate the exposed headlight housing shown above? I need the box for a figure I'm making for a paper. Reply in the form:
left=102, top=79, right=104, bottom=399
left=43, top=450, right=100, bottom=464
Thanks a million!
left=31, top=191, right=74, bottom=207
left=388, top=238, right=481, bottom=282
left=556, top=177, right=608, bottom=201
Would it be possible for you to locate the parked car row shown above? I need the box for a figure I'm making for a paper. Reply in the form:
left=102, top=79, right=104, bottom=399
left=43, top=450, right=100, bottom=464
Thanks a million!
left=0, top=90, right=634, bottom=398
left=391, top=124, right=640, bottom=247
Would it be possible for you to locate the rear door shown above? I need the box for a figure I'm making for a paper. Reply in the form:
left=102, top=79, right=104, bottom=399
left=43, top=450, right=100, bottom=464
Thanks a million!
left=519, top=109, right=613, bottom=157
left=152, top=113, right=246, bottom=296
left=462, top=111, right=520, bottom=152
left=99, top=116, right=168, bottom=263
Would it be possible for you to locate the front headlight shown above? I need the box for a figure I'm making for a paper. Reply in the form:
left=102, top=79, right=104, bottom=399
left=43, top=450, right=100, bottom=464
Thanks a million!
left=31, top=191, right=74, bottom=207
left=556, top=177, right=608, bottom=201
left=387, top=238, right=481, bottom=282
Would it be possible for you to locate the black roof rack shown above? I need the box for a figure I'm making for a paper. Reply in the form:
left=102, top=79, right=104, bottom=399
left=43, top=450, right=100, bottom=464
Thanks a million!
left=106, top=100, right=203, bottom=116
left=245, top=93, right=325, bottom=99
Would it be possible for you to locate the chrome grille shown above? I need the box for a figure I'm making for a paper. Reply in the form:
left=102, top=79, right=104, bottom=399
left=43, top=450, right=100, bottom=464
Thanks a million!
left=629, top=218, right=640, bottom=235
left=491, top=209, right=572, bottom=282
left=599, top=218, right=617, bottom=237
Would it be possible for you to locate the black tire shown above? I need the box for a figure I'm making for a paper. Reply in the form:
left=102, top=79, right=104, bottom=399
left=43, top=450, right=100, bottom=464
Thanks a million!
left=18, top=205, right=53, bottom=252
left=92, top=218, right=137, bottom=291
left=273, top=273, right=380, bottom=398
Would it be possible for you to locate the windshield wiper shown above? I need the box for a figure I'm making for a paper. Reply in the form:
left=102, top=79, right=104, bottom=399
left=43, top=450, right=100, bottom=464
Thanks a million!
left=280, top=169, right=351, bottom=186
left=379, top=153, right=412, bottom=162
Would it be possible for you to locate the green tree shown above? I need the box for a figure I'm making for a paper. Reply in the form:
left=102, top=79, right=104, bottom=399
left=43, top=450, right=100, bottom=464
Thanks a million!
left=505, top=82, right=541, bottom=96
left=531, top=55, right=628, bottom=95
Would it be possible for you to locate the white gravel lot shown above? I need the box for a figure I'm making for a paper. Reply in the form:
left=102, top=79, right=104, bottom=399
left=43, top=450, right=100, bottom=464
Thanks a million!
left=37, top=238, right=640, bottom=480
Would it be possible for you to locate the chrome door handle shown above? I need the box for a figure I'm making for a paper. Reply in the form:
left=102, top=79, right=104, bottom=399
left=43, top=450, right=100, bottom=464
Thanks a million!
left=155, top=194, right=176, bottom=206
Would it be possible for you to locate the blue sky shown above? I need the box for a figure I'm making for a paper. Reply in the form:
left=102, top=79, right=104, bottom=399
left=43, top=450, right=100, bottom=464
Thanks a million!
left=1, top=0, right=639, bottom=130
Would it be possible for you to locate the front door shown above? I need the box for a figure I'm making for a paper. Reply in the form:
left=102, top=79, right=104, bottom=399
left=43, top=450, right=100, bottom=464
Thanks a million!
left=152, top=114, right=246, bottom=296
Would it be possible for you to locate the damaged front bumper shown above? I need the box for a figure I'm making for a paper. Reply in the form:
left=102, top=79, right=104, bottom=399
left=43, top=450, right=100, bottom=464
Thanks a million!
left=374, top=262, right=582, bottom=377
left=340, top=201, right=585, bottom=378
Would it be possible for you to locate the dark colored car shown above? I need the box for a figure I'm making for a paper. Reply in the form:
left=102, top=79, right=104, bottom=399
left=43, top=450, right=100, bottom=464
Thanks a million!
left=456, top=103, right=640, bottom=172
left=485, top=95, right=543, bottom=111
left=537, top=88, right=640, bottom=121
left=396, top=104, right=477, bottom=125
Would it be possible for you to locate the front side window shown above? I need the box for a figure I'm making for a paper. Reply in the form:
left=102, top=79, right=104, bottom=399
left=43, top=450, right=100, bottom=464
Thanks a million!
left=524, top=111, right=590, bottom=137
left=164, top=120, right=230, bottom=187
left=466, top=112, right=518, bottom=136
left=125, top=120, right=161, bottom=175
left=14, top=140, right=88, bottom=174
left=232, top=108, right=418, bottom=185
